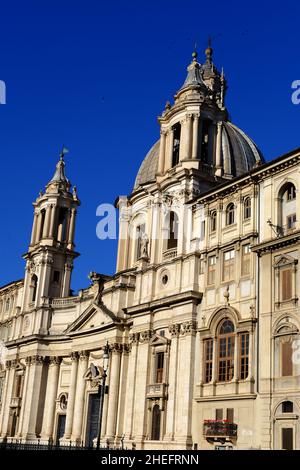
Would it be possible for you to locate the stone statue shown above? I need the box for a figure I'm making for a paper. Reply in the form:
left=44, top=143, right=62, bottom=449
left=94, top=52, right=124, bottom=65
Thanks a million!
left=140, top=233, right=149, bottom=259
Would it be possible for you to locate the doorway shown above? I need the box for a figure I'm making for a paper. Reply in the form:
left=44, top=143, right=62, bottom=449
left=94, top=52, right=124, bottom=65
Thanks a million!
left=56, top=414, right=66, bottom=445
left=86, top=394, right=100, bottom=447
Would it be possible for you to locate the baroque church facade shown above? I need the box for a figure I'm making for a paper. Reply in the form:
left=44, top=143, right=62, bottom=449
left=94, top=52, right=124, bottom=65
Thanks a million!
left=1, top=45, right=300, bottom=450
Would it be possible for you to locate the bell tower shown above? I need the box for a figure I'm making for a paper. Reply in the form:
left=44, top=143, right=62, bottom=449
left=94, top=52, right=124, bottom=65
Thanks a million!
left=22, top=149, right=80, bottom=318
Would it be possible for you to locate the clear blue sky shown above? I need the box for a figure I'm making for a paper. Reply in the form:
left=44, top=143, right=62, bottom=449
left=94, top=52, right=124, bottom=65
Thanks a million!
left=0, top=0, right=300, bottom=291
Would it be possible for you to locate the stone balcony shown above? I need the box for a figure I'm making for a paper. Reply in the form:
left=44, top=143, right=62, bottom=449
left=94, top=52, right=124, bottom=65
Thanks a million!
left=162, top=248, right=177, bottom=261
left=146, top=383, right=167, bottom=399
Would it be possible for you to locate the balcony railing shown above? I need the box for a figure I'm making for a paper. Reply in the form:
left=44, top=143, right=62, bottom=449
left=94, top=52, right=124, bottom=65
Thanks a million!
left=146, top=383, right=167, bottom=398
left=203, top=420, right=238, bottom=439
left=162, top=248, right=177, bottom=261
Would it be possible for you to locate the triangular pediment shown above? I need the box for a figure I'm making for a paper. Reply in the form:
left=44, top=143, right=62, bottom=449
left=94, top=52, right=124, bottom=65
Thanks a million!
left=65, top=301, right=120, bottom=334
left=274, top=254, right=297, bottom=267
left=149, top=333, right=169, bottom=346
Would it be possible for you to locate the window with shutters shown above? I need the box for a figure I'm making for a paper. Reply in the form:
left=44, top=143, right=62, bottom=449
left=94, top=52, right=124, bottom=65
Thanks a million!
left=226, top=408, right=234, bottom=422
left=281, top=341, right=293, bottom=376
left=208, top=255, right=216, bottom=285
left=155, top=352, right=164, bottom=383
left=222, top=249, right=235, bottom=281
left=204, top=339, right=213, bottom=383
left=239, top=333, right=249, bottom=379
left=281, top=268, right=292, bottom=301
left=215, top=409, right=223, bottom=420
left=241, top=244, right=251, bottom=277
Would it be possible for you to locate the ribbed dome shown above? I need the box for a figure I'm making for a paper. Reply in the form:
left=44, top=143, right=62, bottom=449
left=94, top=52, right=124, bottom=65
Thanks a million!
left=134, top=140, right=160, bottom=190
left=133, top=123, right=264, bottom=190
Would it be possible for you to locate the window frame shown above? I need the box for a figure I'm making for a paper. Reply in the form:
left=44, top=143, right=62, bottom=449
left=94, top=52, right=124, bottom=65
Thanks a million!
left=222, top=249, right=235, bottom=282
left=217, top=320, right=235, bottom=382
left=225, top=203, right=235, bottom=226
left=243, top=197, right=251, bottom=220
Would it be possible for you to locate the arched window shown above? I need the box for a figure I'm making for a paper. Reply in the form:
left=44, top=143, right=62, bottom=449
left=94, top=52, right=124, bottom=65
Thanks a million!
left=282, top=401, right=293, bottom=413
left=5, top=298, right=10, bottom=312
left=172, top=123, right=181, bottom=167
left=151, top=404, right=161, bottom=440
left=201, top=119, right=211, bottom=162
left=243, top=197, right=251, bottom=220
left=39, top=209, right=46, bottom=240
left=31, top=275, right=38, bottom=302
left=225, top=203, right=235, bottom=226
left=218, top=319, right=235, bottom=382
left=57, top=208, right=68, bottom=242
left=210, top=210, right=217, bottom=232
left=167, top=211, right=179, bottom=250
left=279, top=183, right=297, bottom=234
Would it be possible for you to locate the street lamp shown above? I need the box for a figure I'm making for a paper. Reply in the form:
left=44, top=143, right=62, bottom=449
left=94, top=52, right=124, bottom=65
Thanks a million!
left=96, top=341, right=110, bottom=451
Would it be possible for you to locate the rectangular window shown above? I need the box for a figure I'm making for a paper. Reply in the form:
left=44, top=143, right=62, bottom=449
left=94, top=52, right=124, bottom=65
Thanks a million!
left=216, top=409, right=223, bottom=421
left=282, top=428, right=293, bottom=450
left=239, top=333, right=249, bottom=380
left=208, top=255, right=216, bottom=285
left=282, top=342, right=293, bottom=376
left=222, top=249, right=235, bottom=281
left=287, top=214, right=296, bottom=230
left=155, top=352, right=164, bottom=383
left=241, top=244, right=251, bottom=276
left=226, top=408, right=234, bottom=423
left=281, top=269, right=292, bottom=301
left=53, top=270, right=60, bottom=283
left=204, top=339, right=213, bottom=383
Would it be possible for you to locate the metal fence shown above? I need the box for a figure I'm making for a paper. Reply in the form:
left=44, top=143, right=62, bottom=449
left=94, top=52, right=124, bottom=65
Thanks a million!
left=0, top=439, right=129, bottom=451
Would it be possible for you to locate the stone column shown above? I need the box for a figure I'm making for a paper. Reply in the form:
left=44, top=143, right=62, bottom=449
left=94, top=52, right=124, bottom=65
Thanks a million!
left=63, top=353, right=78, bottom=441
left=192, top=114, right=199, bottom=159
left=67, top=208, right=77, bottom=249
left=35, top=212, right=42, bottom=244
left=131, top=331, right=152, bottom=445
left=185, top=114, right=193, bottom=159
left=164, top=324, right=180, bottom=440
left=43, top=206, right=52, bottom=238
left=30, top=212, right=38, bottom=245
left=16, top=360, right=30, bottom=437
left=0, top=361, right=15, bottom=437
left=105, top=344, right=122, bottom=440
left=179, top=119, right=186, bottom=162
left=215, top=121, right=223, bottom=176
left=21, top=356, right=45, bottom=440
left=62, top=261, right=73, bottom=297
left=40, top=357, right=61, bottom=441
left=174, top=322, right=196, bottom=448
left=158, top=130, right=166, bottom=174
left=124, top=334, right=139, bottom=441
left=166, top=128, right=174, bottom=170
left=49, top=205, right=56, bottom=238
left=71, top=351, right=89, bottom=444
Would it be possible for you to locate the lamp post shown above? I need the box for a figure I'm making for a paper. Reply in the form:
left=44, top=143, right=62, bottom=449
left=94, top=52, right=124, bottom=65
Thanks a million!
left=96, top=341, right=110, bottom=451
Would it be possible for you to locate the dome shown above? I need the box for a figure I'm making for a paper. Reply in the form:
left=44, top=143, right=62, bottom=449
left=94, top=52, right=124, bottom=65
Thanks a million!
left=221, top=122, right=264, bottom=175
left=133, top=140, right=160, bottom=190
left=133, top=122, right=264, bottom=191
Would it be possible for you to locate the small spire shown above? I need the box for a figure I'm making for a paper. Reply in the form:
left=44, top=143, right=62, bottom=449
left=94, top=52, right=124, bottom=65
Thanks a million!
left=205, top=36, right=213, bottom=63
left=48, top=146, right=70, bottom=187
left=192, top=41, right=198, bottom=61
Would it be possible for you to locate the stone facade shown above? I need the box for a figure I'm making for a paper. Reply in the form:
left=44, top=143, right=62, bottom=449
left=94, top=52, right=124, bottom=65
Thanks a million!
left=0, top=47, right=300, bottom=450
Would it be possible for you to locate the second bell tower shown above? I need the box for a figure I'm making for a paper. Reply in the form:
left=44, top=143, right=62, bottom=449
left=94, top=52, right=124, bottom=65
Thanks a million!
left=23, top=150, right=80, bottom=313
